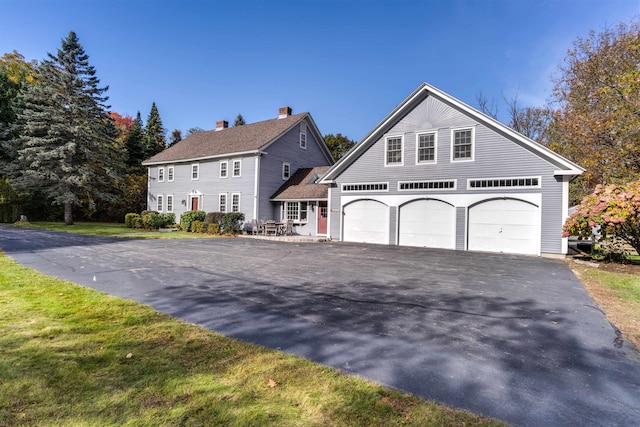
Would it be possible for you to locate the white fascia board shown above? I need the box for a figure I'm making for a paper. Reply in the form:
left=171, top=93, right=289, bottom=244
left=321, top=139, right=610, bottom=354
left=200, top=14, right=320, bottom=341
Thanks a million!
left=142, top=150, right=262, bottom=166
left=554, top=169, right=584, bottom=176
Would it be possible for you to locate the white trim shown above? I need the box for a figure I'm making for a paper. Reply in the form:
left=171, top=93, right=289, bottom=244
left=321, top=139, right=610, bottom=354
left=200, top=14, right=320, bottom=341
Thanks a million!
left=142, top=149, right=262, bottom=166
left=219, top=161, right=228, bottom=178
left=219, top=193, right=227, bottom=213
left=191, top=163, right=199, bottom=180
left=398, top=179, right=456, bottom=191
left=283, top=162, right=291, bottom=180
left=384, top=135, right=404, bottom=166
left=451, top=127, right=475, bottom=162
left=231, top=192, right=241, bottom=213
left=253, top=156, right=260, bottom=220
left=561, top=176, right=570, bottom=254
left=416, top=131, right=437, bottom=164
left=167, top=166, right=174, bottom=182
left=158, top=167, right=165, bottom=182
left=232, top=159, right=242, bottom=177
left=342, top=182, right=389, bottom=192
left=467, top=176, right=542, bottom=190
left=166, top=194, right=174, bottom=213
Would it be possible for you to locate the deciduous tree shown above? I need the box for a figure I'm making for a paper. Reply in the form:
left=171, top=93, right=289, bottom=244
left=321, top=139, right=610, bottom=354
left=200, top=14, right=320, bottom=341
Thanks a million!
left=324, top=133, right=356, bottom=160
left=169, top=129, right=182, bottom=146
left=551, top=19, right=640, bottom=201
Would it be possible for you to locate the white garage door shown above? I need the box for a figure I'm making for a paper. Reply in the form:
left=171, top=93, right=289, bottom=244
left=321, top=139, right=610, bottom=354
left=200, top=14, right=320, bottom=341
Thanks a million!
left=468, top=199, right=539, bottom=255
left=399, top=199, right=455, bottom=249
left=343, top=199, right=389, bottom=244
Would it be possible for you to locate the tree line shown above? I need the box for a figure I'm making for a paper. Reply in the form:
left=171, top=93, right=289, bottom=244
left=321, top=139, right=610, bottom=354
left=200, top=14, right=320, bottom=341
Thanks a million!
left=2, top=19, right=639, bottom=228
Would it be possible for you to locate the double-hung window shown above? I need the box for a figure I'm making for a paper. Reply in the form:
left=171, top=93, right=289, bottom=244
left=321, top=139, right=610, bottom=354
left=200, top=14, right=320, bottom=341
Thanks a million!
left=157, top=195, right=163, bottom=212
left=385, top=136, right=403, bottom=166
left=219, top=193, right=227, bottom=213
left=166, top=195, right=173, bottom=212
left=232, top=159, right=241, bottom=177
left=417, top=132, right=436, bottom=163
left=191, top=163, right=199, bottom=180
left=231, top=193, right=240, bottom=212
left=283, top=162, right=290, bottom=180
left=283, top=201, right=308, bottom=222
left=220, top=161, right=228, bottom=178
left=158, top=167, right=165, bottom=182
left=452, top=128, right=474, bottom=161
left=299, top=123, right=307, bottom=149
left=167, top=166, right=174, bottom=181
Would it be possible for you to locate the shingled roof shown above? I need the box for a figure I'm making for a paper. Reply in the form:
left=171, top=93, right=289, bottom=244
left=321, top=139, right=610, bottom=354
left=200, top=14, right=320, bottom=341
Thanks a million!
left=142, top=112, right=309, bottom=164
left=271, top=166, right=331, bottom=200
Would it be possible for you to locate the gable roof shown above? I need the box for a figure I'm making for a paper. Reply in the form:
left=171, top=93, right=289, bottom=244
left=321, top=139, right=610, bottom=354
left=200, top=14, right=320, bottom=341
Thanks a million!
left=271, top=166, right=331, bottom=200
left=319, top=82, right=584, bottom=183
left=142, top=112, right=331, bottom=165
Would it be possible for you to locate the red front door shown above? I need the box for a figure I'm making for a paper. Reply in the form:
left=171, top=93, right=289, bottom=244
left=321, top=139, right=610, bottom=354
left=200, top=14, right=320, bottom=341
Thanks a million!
left=317, top=201, right=328, bottom=234
left=191, top=197, right=199, bottom=211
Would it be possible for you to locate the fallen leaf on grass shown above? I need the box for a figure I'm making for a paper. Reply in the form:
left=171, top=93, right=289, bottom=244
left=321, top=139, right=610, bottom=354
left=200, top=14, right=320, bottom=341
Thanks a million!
left=268, top=379, right=277, bottom=388
left=126, top=353, right=133, bottom=359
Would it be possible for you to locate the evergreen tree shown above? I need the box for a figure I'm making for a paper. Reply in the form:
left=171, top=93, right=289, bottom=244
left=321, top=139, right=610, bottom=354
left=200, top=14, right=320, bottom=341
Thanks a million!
left=144, top=102, right=166, bottom=158
left=8, top=31, right=119, bottom=225
left=125, top=111, right=145, bottom=170
left=233, top=113, right=245, bottom=126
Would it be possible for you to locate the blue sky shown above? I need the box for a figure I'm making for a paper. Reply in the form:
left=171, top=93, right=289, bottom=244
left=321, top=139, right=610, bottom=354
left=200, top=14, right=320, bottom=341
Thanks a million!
left=1, top=0, right=638, bottom=141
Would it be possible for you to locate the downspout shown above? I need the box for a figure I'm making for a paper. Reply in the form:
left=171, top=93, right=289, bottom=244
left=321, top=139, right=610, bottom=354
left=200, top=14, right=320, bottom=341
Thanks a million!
left=253, top=155, right=260, bottom=220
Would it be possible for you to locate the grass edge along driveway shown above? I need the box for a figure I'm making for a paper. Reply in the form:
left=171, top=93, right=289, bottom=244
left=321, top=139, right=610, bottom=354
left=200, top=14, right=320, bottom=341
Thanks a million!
left=0, top=252, right=504, bottom=427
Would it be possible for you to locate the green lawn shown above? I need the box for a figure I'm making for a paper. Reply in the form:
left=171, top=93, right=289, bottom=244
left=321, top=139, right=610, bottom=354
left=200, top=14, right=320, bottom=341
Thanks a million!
left=583, top=269, right=640, bottom=303
left=0, top=252, right=503, bottom=426
left=14, top=221, right=217, bottom=239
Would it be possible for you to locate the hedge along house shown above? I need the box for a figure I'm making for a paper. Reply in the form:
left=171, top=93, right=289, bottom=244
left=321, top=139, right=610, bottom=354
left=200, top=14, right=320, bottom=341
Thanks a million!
left=319, top=83, right=584, bottom=256
left=142, top=107, right=334, bottom=230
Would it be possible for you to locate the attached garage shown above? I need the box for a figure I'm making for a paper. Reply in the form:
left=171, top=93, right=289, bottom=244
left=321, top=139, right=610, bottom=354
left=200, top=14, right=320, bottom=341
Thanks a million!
left=343, top=199, right=389, bottom=244
left=398, top=199, right=455, bottom=249
left=467, top=198, right=540, bottom=255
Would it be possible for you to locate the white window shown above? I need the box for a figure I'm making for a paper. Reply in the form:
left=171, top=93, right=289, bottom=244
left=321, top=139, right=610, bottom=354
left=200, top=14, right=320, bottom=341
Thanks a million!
left=300, top=123, right=307, bottom=149
left=158, top=167, right=165, bottom=182
left=219, top=193, right=227, bottom=213
left=167, top=166, right=174, bottom=182
left=232, top=159, right=241, bottom=177
left=157, top=195, right=163, bottom=212
left=231, top=193, right=240, bottom=212
left=220, top=161, right=228, bottom=178
left=191, top=163, right=199, bottom=180
left=398, top=180, right=456, bottom=191
left=167, top=195, right=174, bottom=212
left=452, top=128, right=474, bottom=161
left=468, top=176, right=541, bottom=189
left=342, top=182, right=389, bottom=192
left=282, top=201, right=308, bottom=222
left=283, top=162, right=290, bottom=180
left=417, top=132, right=437, bottom=164
left=385, top=136, right=403, bottom=166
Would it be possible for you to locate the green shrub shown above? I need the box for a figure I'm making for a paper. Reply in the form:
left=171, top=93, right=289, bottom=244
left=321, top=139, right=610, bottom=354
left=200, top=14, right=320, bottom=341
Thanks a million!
left=160, top=213, right=175, bottom=228
left=191, top=220, right=207, bottom=233
left=207, top=223, right=219, bottom=235
left=125, top=213, right=138, bottom=228
left=220, top=212, right=245, bottom=234
left=205, top=211, right=224, bottom=225
left=132, top=215, right=143, bottom=229
left=143, top=212, right=164, bottom=230
left=180, top=210, right=206, bottom=231
left=140, top=210, right=158, bottom=217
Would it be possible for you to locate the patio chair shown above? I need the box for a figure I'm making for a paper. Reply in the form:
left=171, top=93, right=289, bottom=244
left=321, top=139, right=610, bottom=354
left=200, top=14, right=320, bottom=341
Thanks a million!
left=264, top=220, right=277, bottom=236
left=283, top=219, right=293, bottom=236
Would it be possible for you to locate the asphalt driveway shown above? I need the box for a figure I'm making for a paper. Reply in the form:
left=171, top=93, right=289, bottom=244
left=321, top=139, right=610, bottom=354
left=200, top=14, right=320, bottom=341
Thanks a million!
left=1, top=225, right=639, bottom=426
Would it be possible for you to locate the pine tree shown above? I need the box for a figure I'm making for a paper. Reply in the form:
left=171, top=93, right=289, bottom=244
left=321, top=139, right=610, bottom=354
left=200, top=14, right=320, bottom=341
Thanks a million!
left=125, top=111, right=145, bottom=171
left=8, top=31, right=119, bottom=225
left=144, top=102, right=166, bottom=158
left=233, top=113, right=245, bottom=126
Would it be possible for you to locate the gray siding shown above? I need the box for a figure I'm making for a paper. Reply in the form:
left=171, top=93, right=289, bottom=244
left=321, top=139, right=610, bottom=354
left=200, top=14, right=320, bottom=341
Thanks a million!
left=455, top=207, right=465, bottom=250
left=147, top=154, right=258, bottom=224
left=258, top=119, right=332, bottom=221
left=329, top=94, right=566, bottom=253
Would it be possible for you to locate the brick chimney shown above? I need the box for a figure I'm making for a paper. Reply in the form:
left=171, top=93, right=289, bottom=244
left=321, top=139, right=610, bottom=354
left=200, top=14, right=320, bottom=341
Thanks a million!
left=278, top=106, right=292, bottom=119
left=215, top=120, right=228, bottom=131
